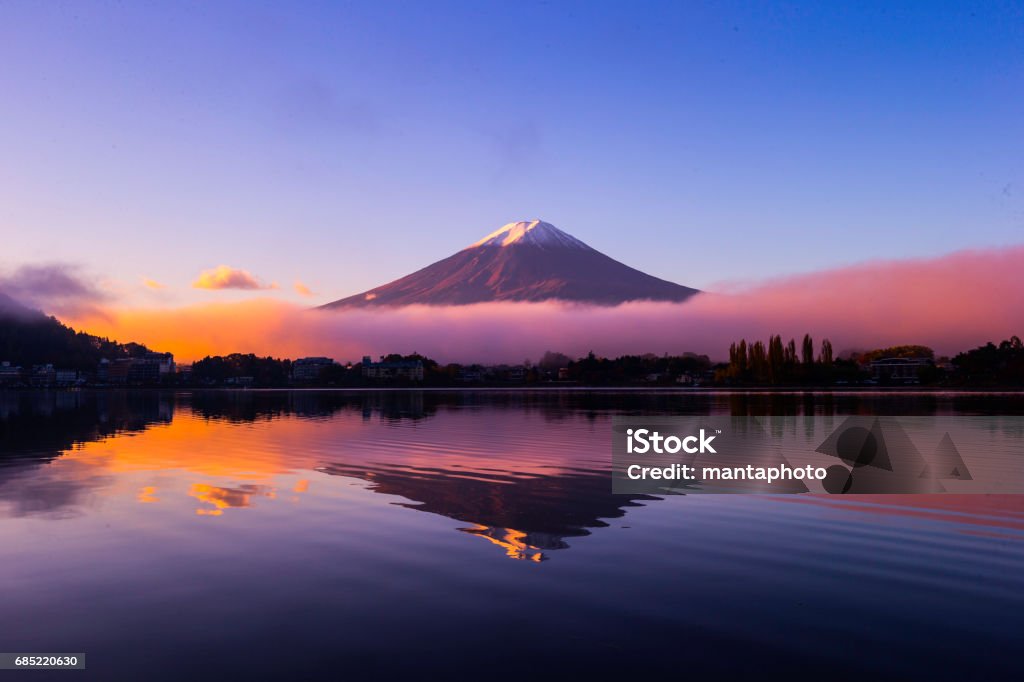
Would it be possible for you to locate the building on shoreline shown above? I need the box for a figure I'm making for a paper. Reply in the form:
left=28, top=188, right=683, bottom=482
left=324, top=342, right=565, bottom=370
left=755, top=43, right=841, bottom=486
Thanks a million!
left=0, top=362, right=85, bottom=387
left=98, top=353, right=175, bottom=385
left=362, top=356, right=424, bottom=382
left=292, top=357, right=336, bottom=382
left=869, top=357, right=932, bottom=383
left=0, top=362, right=24, bottom=386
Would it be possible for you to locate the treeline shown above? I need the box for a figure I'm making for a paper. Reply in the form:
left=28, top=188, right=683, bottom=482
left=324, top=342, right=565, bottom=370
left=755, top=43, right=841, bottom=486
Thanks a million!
left=128, top=337, right=1024, bottom=388
left=951, top=336, right=1024, bottom=385
left=191, top=354, right=295, bottom=386
left=857, top=345, right=934, bottom=363
left=717, top=335, right=1024, bottom=387
left=0, top=302, right=153, bottom=370
left=188, top=353, right=441, bottom=387
left=562, top=351, right=711, bottom=385
left=718, top=334, right=852, bottom=385
left=184, top=351, right=715, bottom=387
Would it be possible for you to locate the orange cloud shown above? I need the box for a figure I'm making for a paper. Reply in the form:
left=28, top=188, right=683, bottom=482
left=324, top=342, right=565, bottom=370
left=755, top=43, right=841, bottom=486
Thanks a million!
left=294, top=280, right=315, bottom=297
left=192, top=265, right=274, bottom=291
left=142, top=278, right=167, bottom=290
left=67, top=245, right=1024, bottom=363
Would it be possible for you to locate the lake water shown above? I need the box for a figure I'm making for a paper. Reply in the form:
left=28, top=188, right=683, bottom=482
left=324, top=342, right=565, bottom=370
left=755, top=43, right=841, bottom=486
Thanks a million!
left=1, top=390, right=1023, bottom=680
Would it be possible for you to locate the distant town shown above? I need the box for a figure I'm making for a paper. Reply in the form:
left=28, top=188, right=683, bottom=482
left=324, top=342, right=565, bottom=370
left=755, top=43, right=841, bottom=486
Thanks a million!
left=2, top=335, right=1021, bottom=389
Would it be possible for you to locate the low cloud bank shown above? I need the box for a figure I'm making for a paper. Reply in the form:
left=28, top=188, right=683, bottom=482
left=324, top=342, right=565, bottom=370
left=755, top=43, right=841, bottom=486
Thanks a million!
left=66, top=245, right=1024, bottom=363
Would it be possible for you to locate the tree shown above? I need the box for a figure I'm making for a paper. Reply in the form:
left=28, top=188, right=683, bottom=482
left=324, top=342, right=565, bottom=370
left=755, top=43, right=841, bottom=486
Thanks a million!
left=951, top=336, right=1024, bottom=385
left=860, top=345, right=934, bottom=363
left=785, top=338, right=797, bottom=366
left=767, top=335, right=784, bottom=384
left=727, top=342, right=746, bottom=379
left=538, top=350, right=571, bottom=370
left=802, top=334, right=815, bottom=366
left=748, top=341, right=767, bottom=382
left=819, top=339, right=833, bottom=366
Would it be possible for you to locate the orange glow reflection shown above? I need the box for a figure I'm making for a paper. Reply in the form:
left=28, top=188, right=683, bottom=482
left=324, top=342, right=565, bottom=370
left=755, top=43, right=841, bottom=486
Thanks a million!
left=54, top=410, right=323, bottom=517
left=137, top=486, right=159, bottom=503
left=462, top=524, right=546, bottom=562
left=190, top=483, right=276, bottom=516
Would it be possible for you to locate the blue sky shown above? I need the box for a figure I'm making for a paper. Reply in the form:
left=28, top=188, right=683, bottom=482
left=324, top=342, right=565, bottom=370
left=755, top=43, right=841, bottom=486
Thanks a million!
left=2, top=1, right=1022, bottom=305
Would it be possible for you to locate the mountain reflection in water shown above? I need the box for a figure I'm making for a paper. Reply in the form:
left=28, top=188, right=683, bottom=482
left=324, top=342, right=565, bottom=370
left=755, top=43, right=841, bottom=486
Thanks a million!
left=2, top=389, right=1023, bottom=558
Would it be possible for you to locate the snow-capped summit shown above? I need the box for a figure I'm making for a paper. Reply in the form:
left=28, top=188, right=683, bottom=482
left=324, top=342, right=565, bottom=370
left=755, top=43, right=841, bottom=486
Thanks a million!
left=322, top=219, right=698, bottom=308
left=467, top=220, right=590, bottom=250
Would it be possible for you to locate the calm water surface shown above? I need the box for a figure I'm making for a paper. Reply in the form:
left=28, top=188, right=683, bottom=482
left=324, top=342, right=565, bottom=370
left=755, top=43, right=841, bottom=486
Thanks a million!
left=1, top=390, right=1023, bottom=680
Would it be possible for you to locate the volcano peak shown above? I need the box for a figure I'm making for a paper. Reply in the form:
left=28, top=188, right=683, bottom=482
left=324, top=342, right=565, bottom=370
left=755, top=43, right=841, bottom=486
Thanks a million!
left=467, top=220, right=590, bottom=250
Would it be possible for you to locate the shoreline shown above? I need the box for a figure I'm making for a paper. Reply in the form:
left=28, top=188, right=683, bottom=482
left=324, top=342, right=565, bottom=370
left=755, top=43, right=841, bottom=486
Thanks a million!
left=3, top=386, right=1023, bottom=394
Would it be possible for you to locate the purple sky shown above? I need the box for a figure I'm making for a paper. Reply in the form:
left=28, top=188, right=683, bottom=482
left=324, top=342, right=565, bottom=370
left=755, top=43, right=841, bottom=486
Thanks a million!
left=2, top=1, right=1022, bottom=308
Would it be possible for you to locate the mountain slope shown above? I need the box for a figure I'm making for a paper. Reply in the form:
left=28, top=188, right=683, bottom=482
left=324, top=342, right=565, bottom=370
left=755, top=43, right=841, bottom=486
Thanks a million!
left=0, top=291, right=154, bottom=370
left=322, top=220, right=698, bottom=308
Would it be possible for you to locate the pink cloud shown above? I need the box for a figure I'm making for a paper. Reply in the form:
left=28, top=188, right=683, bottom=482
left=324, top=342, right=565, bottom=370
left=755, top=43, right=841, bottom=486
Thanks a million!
left=294, top=280, right=315, bottom=297
left=69, top=245, right=1024, bottom=363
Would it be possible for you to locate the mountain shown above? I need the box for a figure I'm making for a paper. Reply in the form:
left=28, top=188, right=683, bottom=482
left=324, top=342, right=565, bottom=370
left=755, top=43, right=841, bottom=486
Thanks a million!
left=0, top=292, right=154, bottom=370
left=322, top=220, right=699, bottom=308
